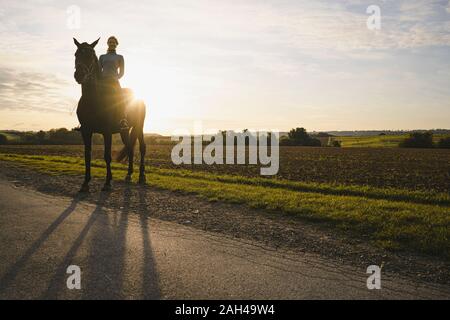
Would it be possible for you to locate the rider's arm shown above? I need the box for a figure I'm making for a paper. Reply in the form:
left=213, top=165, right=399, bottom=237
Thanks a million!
left=98, top=55, right=104, bottom=75
left=118, top=55, right=124, bottom=79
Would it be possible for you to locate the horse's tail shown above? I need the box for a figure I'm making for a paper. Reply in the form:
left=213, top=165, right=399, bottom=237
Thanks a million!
left=116, top=132, right=137, bottom=162
left=116, top=100, right=146, bottom=162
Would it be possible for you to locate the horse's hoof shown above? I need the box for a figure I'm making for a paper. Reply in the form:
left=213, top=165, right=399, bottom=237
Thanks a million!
left=138, top=175, right=146, bottom=184
left=125, top=175, right=132, bottom=183
left=101, top=184, right=112, bottom=192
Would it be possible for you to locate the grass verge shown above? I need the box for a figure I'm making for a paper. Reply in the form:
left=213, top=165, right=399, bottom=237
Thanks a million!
left=0, top=153, right=449, bottom=258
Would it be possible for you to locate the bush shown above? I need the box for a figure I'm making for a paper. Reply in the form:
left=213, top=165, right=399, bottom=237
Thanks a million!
left=331, top=140, right=341, bottom=147
left=281, top=127, right=321, bottom=146
left=0, top=134, right=7, bottom=145
left=438, top=137, right=450, bottom=149
left=399, top=132, right=434, bottom=148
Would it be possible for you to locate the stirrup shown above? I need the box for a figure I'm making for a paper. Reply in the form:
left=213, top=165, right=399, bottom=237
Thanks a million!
left=119, top=119, right=129, bottom=130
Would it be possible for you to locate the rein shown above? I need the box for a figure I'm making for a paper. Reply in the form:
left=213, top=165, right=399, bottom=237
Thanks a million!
left=75, top=57, right=97, bottom=83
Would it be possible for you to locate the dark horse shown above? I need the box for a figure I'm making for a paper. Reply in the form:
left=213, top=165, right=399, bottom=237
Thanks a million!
left=73, top=38, right=146, bottom=192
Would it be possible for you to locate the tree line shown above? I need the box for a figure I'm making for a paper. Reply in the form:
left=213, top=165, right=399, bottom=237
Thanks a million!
left=0, top=127, right=328, bottom=147
left=2, top=128, right=447, bottom=149
left=399, top=132, right=450, bottom=149
left=0, top=128, right=165, bottom=145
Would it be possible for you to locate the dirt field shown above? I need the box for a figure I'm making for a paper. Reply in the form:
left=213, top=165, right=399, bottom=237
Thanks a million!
left=1, top=144, right=449, bottom=192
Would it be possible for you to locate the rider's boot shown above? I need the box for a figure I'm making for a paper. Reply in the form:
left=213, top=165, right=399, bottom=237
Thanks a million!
left=119, top=118, right=129, bottom=131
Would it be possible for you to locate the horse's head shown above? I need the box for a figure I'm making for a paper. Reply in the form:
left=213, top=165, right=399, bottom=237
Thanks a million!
left=73, top=38, right=99, bottom=84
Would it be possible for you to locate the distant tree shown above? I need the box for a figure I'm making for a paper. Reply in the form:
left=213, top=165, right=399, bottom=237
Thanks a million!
left=46, top=128, right=83, bottom=144
left=49, top=128, right=68, bottom=143
left=283, top=127, right=321, bottom=146
left=288, top=127, right=308, bottom=142
left=0, top=134, right=7, bottom=145
left=331, top=140, right=341, bottom=147
left=22, top=132, right=37, bottom=144
left=399, top=132, right=434, bottom=148
left=279, top=128, right=317, bottom=146
left=438, top=137, right=450, bottom=149
left=219, top=130, right=227, bottom=138
left=36, top=130, right=46, bottom=143
left=279, top=135, right=291, bottom=145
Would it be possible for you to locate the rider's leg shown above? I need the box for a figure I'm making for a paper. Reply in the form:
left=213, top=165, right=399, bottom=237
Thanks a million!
left=114, top=80, right=129, bottom=130
left=118, top=103, right=129, bottom=130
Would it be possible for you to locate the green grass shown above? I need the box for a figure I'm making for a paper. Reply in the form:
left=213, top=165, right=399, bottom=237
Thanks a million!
left=0, top=153, right=449, bottom=258
left=333, top=134, right=450, bottom=148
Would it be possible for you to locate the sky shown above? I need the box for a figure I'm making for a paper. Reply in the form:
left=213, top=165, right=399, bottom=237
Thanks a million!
left=0, top=0, right=449, bottom=134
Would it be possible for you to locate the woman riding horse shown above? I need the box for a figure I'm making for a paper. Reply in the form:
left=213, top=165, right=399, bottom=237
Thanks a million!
left=73, top=37, right=147, bottom=192
left=99, top=36, right=128, bottom=130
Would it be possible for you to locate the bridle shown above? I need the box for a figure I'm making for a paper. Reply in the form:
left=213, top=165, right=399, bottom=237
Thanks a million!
left=75, top=51, right=97, bottom=84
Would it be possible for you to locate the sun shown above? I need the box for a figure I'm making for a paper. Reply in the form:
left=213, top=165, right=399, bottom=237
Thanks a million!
left=120, top=57, right=190, bottom=134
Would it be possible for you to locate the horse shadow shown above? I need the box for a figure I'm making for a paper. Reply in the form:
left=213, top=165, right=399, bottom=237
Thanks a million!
left=0, top=198, right=79, bottom=295
left=43, top=185, right=160, bottom=299
left=136, top=185, right=160, bottom=299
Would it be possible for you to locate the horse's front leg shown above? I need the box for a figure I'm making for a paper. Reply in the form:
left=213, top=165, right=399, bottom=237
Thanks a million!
left=79, top=129, right=92, bottom=193
left=102, top=133, right=113, bottom=191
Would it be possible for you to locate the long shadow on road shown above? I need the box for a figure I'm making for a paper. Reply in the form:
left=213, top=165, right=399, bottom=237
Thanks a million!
left=45, top=184, right=160, bottom=299
left=0, top=198, right=79, bottom=294
left=137, top=185, right=161, bottom=299
left=44, top=192, right=109, bottom=299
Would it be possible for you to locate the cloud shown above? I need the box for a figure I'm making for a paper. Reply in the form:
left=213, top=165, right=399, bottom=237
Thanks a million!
left=398, top=0, right=438, bottom=22
left=0, top=0, right=449, bottom=131
left=0, top=66, right=76, bottom=114
left=2, top=1, right=449, bottom=73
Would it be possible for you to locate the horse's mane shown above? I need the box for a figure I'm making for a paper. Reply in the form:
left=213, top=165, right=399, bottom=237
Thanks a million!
left=77, top=49, right=104, bottom=118
left=93, top=52, right=101, bottom=80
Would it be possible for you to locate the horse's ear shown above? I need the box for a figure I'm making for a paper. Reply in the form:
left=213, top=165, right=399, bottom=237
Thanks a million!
left=73, top=38, right=81, bottom=48
left=90, top=38, right=100, bottom=48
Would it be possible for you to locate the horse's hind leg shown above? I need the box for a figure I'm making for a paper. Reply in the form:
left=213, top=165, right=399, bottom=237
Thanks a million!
left=102, top=133, right=113, bottom=191
left=124, top=128, right=136, bottom=182
left=80, top=129, right=92, bottom=193
left=138, top=130, right=146, bottom=184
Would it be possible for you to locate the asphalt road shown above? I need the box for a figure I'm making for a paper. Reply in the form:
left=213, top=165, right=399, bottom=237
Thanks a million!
left=0, top=178, right=448, bottom=299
